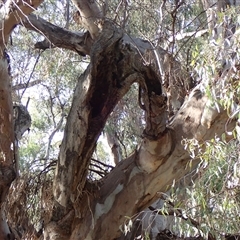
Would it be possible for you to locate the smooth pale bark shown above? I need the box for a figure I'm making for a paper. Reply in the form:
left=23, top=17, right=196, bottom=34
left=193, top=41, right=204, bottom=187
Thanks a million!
left=41, top=20, right=236, bottom=239
left=0, top=0, right=237, bottom=239
left=69, top=88, right=235, bottom=240
left=71, top=0, right=103, bottom=39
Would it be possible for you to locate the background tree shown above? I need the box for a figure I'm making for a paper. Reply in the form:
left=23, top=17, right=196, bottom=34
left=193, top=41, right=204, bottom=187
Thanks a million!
left=0, top=0, right=239, bottom=239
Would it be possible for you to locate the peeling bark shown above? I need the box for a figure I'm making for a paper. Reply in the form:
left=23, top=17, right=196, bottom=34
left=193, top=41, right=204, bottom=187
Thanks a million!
left=0, top=0, right=237, bottom=239
left=0, top=0, right=44, bottom=238
left=44, top=21, right=236, bottom=239
left=0, top=57, right=16, bottom=240
left=68, top=86, right=235, bottom=240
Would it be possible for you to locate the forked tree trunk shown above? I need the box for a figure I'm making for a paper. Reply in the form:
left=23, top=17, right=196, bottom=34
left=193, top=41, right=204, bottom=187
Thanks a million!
left=0, top=0, right=238, bottom=239
left=42, top=21, right=236, bottom=239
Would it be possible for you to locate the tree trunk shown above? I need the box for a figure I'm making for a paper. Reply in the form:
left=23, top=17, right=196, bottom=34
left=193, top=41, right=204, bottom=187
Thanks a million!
left=42, top=21, right=236, bottom=239
left=0, top=57, right=15, bottom=239
left=0, top=0, right=238, bottom=239
left=0, top=0, right=44, bottom=238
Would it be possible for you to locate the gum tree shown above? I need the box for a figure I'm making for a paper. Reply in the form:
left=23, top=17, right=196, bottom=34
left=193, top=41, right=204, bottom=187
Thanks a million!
left=0, top=0, right=238, bottom=239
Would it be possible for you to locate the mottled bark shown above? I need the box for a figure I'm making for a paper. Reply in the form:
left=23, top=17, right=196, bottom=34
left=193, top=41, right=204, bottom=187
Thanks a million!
left=0, top=59, right=15, bottom=239
left=0, top=0, right=44, bottom=238
left=42, top=20, right=236, bottom=239
left=0, top=0, right=238, bottom=239
left=68, top=88, right=235, bottom=240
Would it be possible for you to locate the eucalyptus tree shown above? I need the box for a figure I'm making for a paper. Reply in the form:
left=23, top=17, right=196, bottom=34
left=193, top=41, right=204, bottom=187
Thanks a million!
left=0, top=0, right=239, bottom=240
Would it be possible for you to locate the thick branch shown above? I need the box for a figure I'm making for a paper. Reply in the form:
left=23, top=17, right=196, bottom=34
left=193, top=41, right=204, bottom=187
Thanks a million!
left=0, top=59, right=14, bottom=165
left=47, top=22, right=170, bottom=239
left=0, top=0, right=43, bottom=50
left=52, top=22, right=128, bottom=210
left=42, top=20, right=237, bottom=240
left=23, top=14, right=93, bottom=56
left=71, top=88, right=236, bottom=240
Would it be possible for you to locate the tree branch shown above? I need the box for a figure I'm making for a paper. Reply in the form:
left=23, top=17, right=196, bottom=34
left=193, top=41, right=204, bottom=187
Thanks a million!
left=148, top=205, right=200, bottom=229
left=0, top=0, right=43, bottom=50
left=12, top=79, right=42, bottom=91
left=71, top=0, right=103, bottom=39
left=22, top=14, right=93, bottom=56
left=73, top=87, right=236, bottom=240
